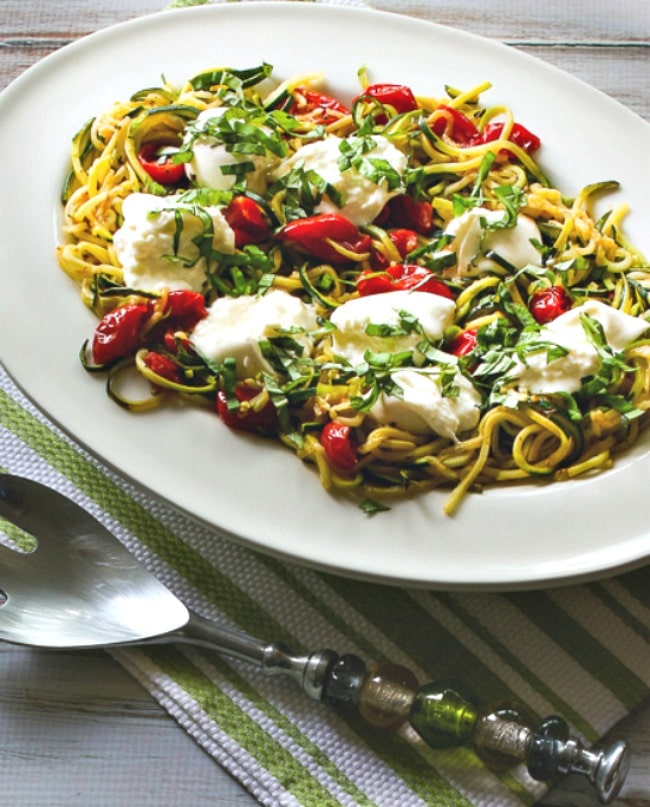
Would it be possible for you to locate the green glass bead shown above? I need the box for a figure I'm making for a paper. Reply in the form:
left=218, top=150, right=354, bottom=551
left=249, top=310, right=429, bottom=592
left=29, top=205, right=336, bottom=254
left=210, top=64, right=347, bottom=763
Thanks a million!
left=472, top=704, right=534, bottom=771
left=409, top=684, right=478, bottom=749
left=358, top=662, right=418, bottom=730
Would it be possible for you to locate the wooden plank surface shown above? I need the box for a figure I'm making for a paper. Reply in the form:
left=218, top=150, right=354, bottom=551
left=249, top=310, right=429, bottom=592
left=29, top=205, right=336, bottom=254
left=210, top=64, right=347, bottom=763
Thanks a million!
left=0, top=2, right=648, bottom=805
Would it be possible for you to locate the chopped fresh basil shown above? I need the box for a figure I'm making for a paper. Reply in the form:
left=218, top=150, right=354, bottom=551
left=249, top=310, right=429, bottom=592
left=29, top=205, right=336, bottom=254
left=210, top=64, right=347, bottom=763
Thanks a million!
left=491, top=184, right=526, bottom=228
left=337, top=136, right=403, bottom=191
left=262, top=372, right=303, bottom=449
left=268, top=165, right=343, bottom=222
left=360, top=498, right=391, bottom=515
left=221, top=358, right=239, bottom=412
left=579, top=313, right=634, bottom=394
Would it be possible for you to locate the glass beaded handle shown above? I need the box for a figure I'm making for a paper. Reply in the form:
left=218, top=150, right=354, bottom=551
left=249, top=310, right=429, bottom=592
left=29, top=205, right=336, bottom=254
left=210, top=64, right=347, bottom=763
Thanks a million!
left=173, top=613, right=631, bottom=804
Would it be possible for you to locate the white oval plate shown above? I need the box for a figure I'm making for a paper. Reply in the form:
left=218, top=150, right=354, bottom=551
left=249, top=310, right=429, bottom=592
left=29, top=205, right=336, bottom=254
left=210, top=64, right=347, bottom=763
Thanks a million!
left=0, top=3, right=648, bottom=588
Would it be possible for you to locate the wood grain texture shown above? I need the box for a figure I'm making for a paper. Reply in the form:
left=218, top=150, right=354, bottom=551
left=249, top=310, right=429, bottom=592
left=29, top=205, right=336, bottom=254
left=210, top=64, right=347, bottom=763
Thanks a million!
left=0, top=2, right=648, bottom=805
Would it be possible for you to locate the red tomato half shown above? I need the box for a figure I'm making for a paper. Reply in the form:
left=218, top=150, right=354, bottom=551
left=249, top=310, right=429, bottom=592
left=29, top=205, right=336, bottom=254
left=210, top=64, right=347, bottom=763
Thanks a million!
left=142, top=352, right=182, bottom=384
left=388, top=229, right=420, bottom=257
left=162, top=329, right=193, bottom=355
left=289, top=88, right=350, bottom=125
left=164, top=290, right=207, bottom=330
left=278, top=213, right=372, bottom=264
left=448, top=328, right=479, bottom=357
left=223, top=196, right=270, bottom=248
left=355, top=83, right=419, bottom=115
left=91, top=303, right=151, bottom=366
left=320, top=421, right=358, bottom=471
left=147, top=290, right=206, bottom=353
left=475, top=121, right=541, bottom=155
left=358, top=263, right=454, bottom=299
left=137, top=142, right=185, bottom=185
left=216, top=387, right=279, bottom=436
left=430, top=105, right=478, bottom=144
left=427, top=108, right=541, bottom=156
left=376, top=195, right=433, bottom=235
left=529, top=286, right=572, bottom=324
left=371, top=228, right=420, bottom=270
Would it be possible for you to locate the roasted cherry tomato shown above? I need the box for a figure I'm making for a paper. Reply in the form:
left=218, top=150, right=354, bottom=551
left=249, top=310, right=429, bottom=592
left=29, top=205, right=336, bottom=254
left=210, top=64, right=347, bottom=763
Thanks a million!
left=162, top=329, right=193, bottom=355
left=320, top=421, right=358, bottom=471
left=474, top=121, right=541, bottom=157
left=277, top=213, right=372, bottom=264
left=137, top=142, right=185, bottom=185
left=216, top=387, right=279, bottom=436
left=355, top=83, right=419, bottom=115
left=529, top=286, right=572, bottom=324
left=430, top=105, right=478, bottom=144
left=388, top=229, right=420, bottom=257
left=223, top=196, right=270, bottom=248
left=428, top=109, right=540, bottom=156
left=164, top=290, right=207, bottom=330
left=448, top=328, right=479, bottom=357
left=376, top=195, right=433, bottom=235
left=371, top=228, right=420, bottom=270
left=357, top=263, right=454, bottom=299
left=289, top=88, right=350, bottom=125
left=149, top=290, right=206, bottom=353
left=91, top=302, right=151, bottom=366
left=142, top=352, right=182, bottom=384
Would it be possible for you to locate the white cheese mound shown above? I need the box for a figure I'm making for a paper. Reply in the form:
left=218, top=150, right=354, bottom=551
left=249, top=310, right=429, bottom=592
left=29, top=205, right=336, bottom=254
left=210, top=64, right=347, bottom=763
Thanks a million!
left=370, top=367, right=481, bottom=439
left=189, top=289, right=319, bottom=379
left=184, top=107, right=275, bottom=194
left=113, top=192, right=235, bottom=293
left=274, top=134, right=407, bottom=226
left=329, top=290, right=456, bottom=366
left=443, top=207, right=542, bottom=279
left=515, top=300, right=649, bottom=394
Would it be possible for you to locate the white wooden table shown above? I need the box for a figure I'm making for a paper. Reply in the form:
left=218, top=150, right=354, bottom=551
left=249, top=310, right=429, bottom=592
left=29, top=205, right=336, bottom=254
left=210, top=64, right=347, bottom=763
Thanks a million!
left=1, top=2, right=648, bottom=805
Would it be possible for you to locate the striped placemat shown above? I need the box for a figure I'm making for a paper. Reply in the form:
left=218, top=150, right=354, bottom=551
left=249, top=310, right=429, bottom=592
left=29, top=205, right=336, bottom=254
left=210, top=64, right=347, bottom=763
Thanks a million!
left=1, top=361, right=648, bottom=806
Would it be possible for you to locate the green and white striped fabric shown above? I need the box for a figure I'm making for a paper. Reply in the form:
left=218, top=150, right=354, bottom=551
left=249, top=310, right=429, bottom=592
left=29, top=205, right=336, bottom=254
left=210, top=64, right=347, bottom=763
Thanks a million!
left=1, top=364, right=648, bottom=806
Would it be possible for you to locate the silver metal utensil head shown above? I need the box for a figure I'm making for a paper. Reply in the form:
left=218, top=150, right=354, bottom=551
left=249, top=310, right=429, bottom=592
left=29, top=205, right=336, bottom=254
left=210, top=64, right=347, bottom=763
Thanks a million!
left=0, top=473, right=188, bottom=647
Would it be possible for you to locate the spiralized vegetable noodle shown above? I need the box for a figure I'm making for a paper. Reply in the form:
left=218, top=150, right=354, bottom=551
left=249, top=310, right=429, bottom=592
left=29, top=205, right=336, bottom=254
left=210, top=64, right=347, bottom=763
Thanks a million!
left=58, top=63, right=650, bottom=515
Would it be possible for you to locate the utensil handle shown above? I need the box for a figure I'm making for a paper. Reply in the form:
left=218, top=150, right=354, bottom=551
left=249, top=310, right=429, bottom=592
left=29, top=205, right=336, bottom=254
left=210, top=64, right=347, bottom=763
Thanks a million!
left=149, top=614, right=630, bottom=802
left=161, top=612, right=336, bottom=700
left=172, top=612, right=270, bottom=664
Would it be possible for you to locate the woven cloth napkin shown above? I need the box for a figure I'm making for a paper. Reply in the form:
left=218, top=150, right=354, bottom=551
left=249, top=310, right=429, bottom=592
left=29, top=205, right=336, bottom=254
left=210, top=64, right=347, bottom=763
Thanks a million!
left=2, top=2, right=649, bottom=805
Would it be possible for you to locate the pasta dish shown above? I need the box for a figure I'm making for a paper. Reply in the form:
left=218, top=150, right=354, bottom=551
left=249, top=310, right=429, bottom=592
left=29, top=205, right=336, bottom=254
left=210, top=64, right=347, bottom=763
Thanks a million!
left=57, top=63, right=650, bottom=515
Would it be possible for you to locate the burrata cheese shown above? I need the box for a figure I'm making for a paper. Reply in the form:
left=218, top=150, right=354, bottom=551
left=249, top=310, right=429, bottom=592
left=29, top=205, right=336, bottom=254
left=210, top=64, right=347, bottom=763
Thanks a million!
left=113, top=192, right=235, bottom=293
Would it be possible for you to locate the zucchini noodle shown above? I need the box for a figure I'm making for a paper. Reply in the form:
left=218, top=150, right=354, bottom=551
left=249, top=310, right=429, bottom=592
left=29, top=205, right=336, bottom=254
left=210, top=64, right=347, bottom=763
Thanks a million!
left=58, top=63, right=650, bottom=515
